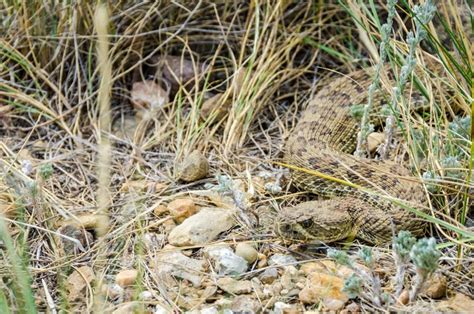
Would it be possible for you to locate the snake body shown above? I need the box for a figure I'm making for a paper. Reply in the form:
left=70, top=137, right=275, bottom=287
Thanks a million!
left=278, top=67, right=427, bottom=244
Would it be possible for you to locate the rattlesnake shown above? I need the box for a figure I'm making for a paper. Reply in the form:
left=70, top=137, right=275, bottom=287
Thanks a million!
left=277, top=67, right=429, bottom=244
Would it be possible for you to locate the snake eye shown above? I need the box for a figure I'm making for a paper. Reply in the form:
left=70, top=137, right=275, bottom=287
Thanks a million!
left=300, top=220, right=312, bottom=229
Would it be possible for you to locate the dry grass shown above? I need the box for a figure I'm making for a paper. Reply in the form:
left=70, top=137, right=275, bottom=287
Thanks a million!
left=0, top=0, right=472, bottom=312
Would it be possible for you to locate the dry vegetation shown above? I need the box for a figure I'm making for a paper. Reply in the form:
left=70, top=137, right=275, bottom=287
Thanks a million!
left=0, top=1, right=472, bottom=313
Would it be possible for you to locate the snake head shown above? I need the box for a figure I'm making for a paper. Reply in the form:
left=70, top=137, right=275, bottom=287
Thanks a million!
left=277, top=201, right=355, bottom=243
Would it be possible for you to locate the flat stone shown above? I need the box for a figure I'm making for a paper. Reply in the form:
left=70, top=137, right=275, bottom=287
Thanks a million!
left=116, top=269, right=138, bottom=287
left=168, top=208, right=236, bottom=246
left=153, top=250, right=206, bottom=287
left=205, top=246, right=248, bottom=276
left=217, top=277, right=253, bottom=295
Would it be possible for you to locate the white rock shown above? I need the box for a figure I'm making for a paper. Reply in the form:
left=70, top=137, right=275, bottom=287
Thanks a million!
left=153, top=250, right=205, bottom=287
left=268, top=254, right=297, bottom=266
left=205, top=246, right=248, bottom=276
left=168, top=208, right=236, bottom=246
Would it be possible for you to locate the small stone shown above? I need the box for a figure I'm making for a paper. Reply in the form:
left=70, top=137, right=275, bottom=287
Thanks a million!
left=397, top=290, right=409, bottom=305
left=273, top=302, right=292, bottom=314
left=367, top=132, right=385, bottom=153
left=257, top=253, right=268, bottom=268
left=298, top=272, right=348, bottom=310
left=269, top=254, right=297, bottom=267
left=422, top=273, right=447, bottom=299
left=259, top=268, right=279, bottom=284
left=167, top=198, right=197, bottom=223
left=57, top=224, right=94, bottom=255
left=102, top=283, right=123, bottom=300
left=344, top=302, right=360, bottom=313
left=438, top=293, right=474, bottom=312
left=154, top=304, right=171, bottom=314
left=130, top=80, right=169, bottom=111
left=200, top=93, right=232, bottom=121
left=177, top=150, right=209, bottom=182
left=300, top=260, right=354, bottom=279
left=217, top=277, right=253, bottom=294
left=66, top=266, right=95, bottom=302
left=155, top=55, right=200, bottom=91
left=153, top=205, right=169, bottom=217
left=168, top=208, right=236, bottom=246
left=65, top=213, right=108, bottom=231
left=230, top=295, right=261, bottom=313
left=205, top=246, right=248, bottom=276
left=200, top=306, right=219, bottom=314
left=116, top=269, right=138, bottom=287
left=113, top=115, right=138, bottom=140
left=153, top=250, right=205, bottom=287
left=235, top=243, right=258, bottom=264
left=139, top=290, right=153, bottom=301
left=112, top=301, right=141, bottom=314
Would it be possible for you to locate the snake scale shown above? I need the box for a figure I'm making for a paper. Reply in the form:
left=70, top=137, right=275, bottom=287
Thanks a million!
left=277, top=67, right=428, bottom=244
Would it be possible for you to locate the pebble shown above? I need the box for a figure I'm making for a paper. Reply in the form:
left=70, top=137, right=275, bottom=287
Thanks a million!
left=268, top=254, right=297, bottom=267
left=66, top=266, right=95, bottom=301
left=200, top=93, right=232, bottom=121
left=259, top=268, right=279, bottom=284
left=167, top=198, right=198, bottom=223
left=367, top=132, right=385, bottom=153
left=168, top=208, right=236, bottom=246
left=217, top=277, right=253, bottom=294
left=153, top=250, right=206, bottom=287
left=422, top=273, right=447, bottom=299
left=205, top=245, right=248, bottom=276
left=298, top=272, right=348, bottom=310
left=235, top=243, right=258, bottom=264
left=177, top=150, right=209, bottom=182
left=116, top=269, right=138, bottom=287
left=230, top=295, right=261, bottom=313
left=397, top=290, right=409, bottom=305
left=101, top=283, right=124, bottom=300
left=139, top=290, right=153, bottom=301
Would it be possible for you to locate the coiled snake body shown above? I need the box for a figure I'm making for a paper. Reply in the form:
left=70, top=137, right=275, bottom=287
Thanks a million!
left=278, top=67, right=427, bottom=244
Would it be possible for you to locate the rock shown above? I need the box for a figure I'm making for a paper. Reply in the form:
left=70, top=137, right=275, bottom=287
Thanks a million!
left=130, top=80, right=169, bottom=111
left=177, top=150, right=209, bottom=182
left=153, top=250, right=205, bottom=287
left=230, top=295, right=261, bottom=313
left=199, top=306, right=219, bottom=314
left=422, top=273, right=447, bottom=299
left=438, top=293, right=474, bottom=312
left=57, top=224, right=94, bottom=255
left=268, top=254, right=297, bottom=267
left=257, top=253, right=268, bottom=268
left=120, top=179, right=155, bottom=193
left=153, top=205, right=168, bottom=217
left=116, top=269, right=138, bottom=287
left=155, top=55, right=201, bottom=91
left=112, top=115, right=138, bottom=140
left=200, top=93, right=232, bottom=121
left=367, top=132, right=385, bottom=153
left=168, top=208, right=236, bottom=246
left=142, top=232, right=166, bottom=251
left=298, top=272, right=349, bottom=310
left=217, top=277, right=253, bottom=295
left=259, top=268, right=279, bottom=284
left=154, top=304, right=171, bottom=314
left=167, top=198, right=198, bottom=223
left=343, top=302, right=360, bottom=313
left=139, top=290, right=153, bottom=301
left=273, top=302, right=295, bottom=314
left=101, top=283, right=123, bottom=300
left=64, top=213, right=109, bottom=231
left=112, top=301, right=141, bottom=314
left=66, top=266, right=95, bottom=302
left=205, top=246, right=248, bottom=276
left=300, top=260, right=354, bottom=279
left=235, top=243, right=258, bottom=264
left=397, top=290, right=409, bottom=305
